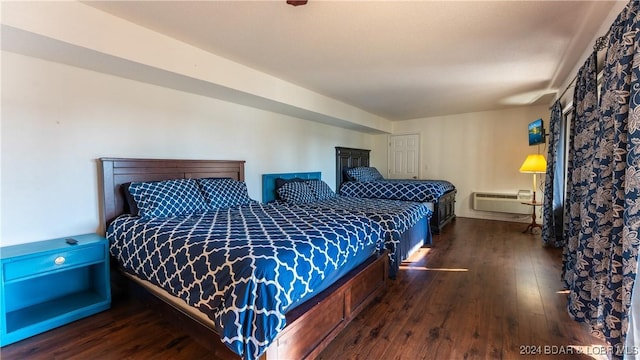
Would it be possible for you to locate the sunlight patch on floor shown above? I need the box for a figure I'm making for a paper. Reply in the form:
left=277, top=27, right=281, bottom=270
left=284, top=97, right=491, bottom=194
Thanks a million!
left=399, top=247, right=468, bottom=271
left=401, top=247, right=430, bottom=264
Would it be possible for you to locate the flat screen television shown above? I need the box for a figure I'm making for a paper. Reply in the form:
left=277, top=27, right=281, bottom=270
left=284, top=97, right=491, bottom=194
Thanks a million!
left=528, top=118, right=545, bottom=146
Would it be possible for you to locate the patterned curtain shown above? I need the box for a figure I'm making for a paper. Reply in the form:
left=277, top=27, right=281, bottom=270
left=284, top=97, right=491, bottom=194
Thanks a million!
left=563, top=2, right=640, bottom=356
left=562, top=52, right=599, bottom=289
left=542, top=100, right=564, bottom=247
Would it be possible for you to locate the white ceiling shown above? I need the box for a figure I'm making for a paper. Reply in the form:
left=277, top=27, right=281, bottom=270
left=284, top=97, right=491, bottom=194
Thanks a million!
left=84, top=0, right=621, bottom=121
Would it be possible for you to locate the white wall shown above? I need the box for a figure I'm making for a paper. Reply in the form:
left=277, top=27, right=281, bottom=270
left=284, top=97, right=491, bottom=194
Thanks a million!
left=390, top=105, right=550, bottom=223
left=1, top=51, right=374, bottom=246
left=1, top=1, right=591, bottom=246
left=2, top=1, right=391, bottom=134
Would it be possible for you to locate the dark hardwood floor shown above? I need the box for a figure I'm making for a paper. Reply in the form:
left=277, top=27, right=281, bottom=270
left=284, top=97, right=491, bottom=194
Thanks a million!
left=1, top=218, right=607, bottom=359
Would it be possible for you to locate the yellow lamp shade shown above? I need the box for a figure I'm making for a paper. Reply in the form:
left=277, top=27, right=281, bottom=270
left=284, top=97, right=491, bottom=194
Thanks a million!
left=519, top=154, right=547, bottom=173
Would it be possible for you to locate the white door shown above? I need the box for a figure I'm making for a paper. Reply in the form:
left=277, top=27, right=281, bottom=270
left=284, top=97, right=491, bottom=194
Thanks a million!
left=388, top=134, right=420, bottom=179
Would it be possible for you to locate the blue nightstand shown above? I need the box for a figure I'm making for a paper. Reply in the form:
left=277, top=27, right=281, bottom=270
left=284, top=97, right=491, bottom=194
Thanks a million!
left=0, top=234, right=111, bottom=346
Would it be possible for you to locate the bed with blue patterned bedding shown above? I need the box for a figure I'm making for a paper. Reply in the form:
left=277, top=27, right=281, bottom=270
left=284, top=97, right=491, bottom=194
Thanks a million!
left=107, top=202, right=385, bottom=360
left=339, top=178, right=455, bottom=203
left=336, top=166, right=456, bottom=233
left=268, top=197, right=431, bottom=278
left=262, top=173, right=433, bottom=277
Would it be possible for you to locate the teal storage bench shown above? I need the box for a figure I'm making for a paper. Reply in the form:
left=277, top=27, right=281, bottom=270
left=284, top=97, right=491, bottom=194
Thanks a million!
left=0, top=234, right=111, bottom=346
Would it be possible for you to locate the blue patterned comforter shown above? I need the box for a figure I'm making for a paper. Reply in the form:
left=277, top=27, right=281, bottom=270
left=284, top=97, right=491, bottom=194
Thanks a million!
left=107, top=202, right=384, bottom=360
left=339, top=179, right=455, bottom=203
left=270, top=197, right=431, bottom=278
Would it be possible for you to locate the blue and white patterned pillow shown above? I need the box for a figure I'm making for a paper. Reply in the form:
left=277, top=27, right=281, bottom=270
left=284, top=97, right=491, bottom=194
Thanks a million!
left=198, top=178, right=255, bottom=210
left=306, top=180, right=336, bottom=201
left=345, top=167, right=384, bottom=182
left=128, top=178, right=208, bottom=219
left=277, top=181, right=317, bottom=204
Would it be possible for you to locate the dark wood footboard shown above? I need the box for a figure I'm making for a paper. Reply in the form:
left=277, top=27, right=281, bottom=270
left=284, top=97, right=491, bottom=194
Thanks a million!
left=264, top=250, right=387, bottom=359
left=431, top=189, right=456, bottom=234
left=112, top=251, right=388, bottom=360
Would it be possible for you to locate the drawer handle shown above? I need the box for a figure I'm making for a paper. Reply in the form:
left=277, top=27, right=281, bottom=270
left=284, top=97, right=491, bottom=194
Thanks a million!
left=54, top=256, right=66, bottom=265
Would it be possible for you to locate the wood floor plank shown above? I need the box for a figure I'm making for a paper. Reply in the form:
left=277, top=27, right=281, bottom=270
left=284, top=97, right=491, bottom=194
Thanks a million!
left=1, top=218, right=607, bottom=359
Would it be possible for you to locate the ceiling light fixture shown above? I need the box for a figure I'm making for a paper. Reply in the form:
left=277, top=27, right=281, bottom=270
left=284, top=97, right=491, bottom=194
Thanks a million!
left=286, top=0, right=308, bottom=6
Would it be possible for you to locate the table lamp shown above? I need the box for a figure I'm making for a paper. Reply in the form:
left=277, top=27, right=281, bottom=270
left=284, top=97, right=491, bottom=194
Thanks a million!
left=519, top=154, right=547, bottom=203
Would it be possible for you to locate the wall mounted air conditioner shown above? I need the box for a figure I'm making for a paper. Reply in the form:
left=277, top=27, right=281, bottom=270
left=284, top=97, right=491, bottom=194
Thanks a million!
left=472, top=191, right=533, bottom=214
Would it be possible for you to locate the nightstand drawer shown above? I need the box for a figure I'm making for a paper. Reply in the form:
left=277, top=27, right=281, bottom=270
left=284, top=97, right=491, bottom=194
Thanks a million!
left=3, top=245, right=105, bottom=282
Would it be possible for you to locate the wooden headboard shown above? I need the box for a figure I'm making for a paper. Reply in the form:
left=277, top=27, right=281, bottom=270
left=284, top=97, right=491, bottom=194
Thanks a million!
left=99, top=158, right=245, bottom=228
left=335, top=147, right=371, bottom=189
